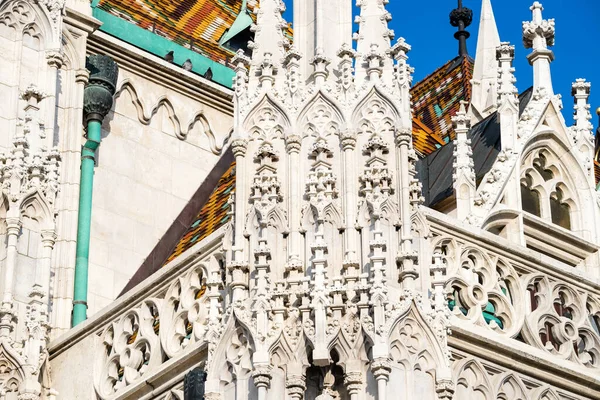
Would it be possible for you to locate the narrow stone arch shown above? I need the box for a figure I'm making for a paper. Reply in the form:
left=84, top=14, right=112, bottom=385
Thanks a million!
left=453, top=358, right=494, bottom=400
left=495, top=372, right=529, bottom=400
left=0, top=0, right=55, bottom=47
left=18, top=189, right=54, bottom=230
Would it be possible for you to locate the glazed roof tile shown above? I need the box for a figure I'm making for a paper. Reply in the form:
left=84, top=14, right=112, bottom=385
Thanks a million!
left=166, top=161, right=236, bottom=264
left=411, top=55, right=474, bottom=152
left=97, top=0, right=292, bottom=66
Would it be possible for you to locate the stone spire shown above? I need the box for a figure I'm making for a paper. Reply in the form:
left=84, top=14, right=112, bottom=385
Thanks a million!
left=571, top=79, right=595, bottom=184
left=470, top=0, right=501, bottom=121
left=354, top=0, right=395, bottom=84
left=496, top=42, right=519, bottom=151
left=248, top=0, right=289, bottom=90
left=450, top=0, right=473, bottom=57
left=293, top=0, right=352, bottom=81
left=522, top=1, right=555, bottom=94
left=452, top=101, right=476, bottom=221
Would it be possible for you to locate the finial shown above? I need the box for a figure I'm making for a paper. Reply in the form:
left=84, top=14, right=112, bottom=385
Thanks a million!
left=450, top=0, right=473, bottom=57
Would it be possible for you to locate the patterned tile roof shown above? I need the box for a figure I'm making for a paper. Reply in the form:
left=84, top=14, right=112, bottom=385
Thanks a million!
left=411, top=55, right=474, bottom=153
left=96, top=0, right=292, bottom=66
left=412, top=117, right=446, bottom=156
left=165, top=162, right=236, bottom=264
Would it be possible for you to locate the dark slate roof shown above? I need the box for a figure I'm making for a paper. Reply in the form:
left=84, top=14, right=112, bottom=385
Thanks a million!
left=417, top=87, right=534, bottom=207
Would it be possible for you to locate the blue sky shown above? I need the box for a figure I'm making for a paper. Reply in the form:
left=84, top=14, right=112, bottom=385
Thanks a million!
left=283, top=1, right=600, bottom=126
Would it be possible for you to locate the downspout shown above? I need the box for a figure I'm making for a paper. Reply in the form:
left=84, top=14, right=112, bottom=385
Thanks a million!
left=72, top=55, right=119, bottom=327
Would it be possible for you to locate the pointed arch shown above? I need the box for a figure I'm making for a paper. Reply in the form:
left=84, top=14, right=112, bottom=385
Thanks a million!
left=453, top=358, right=494, bottom=400
left=296, top=91, right=345, bottom=137
left=18, top=188, right=54, bottom=230
left=60, top=28, right=82, bottom=70
left=520, top=130, right=596, bottom=238
left=352, top=87, right=402, bottom=135
left=206, top=317, right=255, bottom=383
left=495, top=372, right=529, bottom=400
left=533, top=387, right=560, bottom=400
left=242, top=94, right=291, bottom=140
left=0, top=341, right=26, bottom=383
left=386, top=301, right=451, bottom=380
left=268, top=332, right=294, bottom=366
left=0, top=0, right=55, bottom=47
left=411, top=211, right=430, bottom=238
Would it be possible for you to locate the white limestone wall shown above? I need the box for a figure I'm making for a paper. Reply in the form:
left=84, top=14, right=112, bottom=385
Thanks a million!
left=86, top=65, right=232, bottom=316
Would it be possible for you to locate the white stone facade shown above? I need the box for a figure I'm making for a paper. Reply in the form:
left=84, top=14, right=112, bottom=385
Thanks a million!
left=86, top=32, right=232, bottom=317
left=0, top=0, right=600, bottom=399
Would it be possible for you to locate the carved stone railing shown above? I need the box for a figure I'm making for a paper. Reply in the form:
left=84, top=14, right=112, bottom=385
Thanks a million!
left=49, top=208, right=600, bottom=399
left=48, top=227, right=227, bottom=400
left=426, top=209, right=600, bottom=373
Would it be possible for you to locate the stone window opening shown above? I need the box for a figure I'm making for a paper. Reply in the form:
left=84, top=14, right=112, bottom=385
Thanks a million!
left=520, top=151, right=576, bottom=231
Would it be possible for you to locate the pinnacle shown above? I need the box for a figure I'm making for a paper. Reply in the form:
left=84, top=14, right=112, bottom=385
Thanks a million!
left=248, top=0, right=288, bottom=84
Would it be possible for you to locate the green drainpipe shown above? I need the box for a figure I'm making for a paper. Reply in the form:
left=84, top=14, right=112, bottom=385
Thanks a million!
left=72, top=55, right=119, bottom=327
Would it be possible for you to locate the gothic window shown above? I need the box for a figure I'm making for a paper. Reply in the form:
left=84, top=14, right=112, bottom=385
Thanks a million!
left=520, top=150, right=576, bottom=230
left=550, top=188, right=571, bottom=229
left=520, top=175, right=541, bottom=217
left=587, top=304, right=600, bottom=336
left=527, top=281, right=541, bottom=312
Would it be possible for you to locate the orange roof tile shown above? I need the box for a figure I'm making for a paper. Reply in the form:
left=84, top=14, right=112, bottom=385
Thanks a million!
left=412, top=118, right=445, bottom=156
left=410, top=55, right=474, bottom=153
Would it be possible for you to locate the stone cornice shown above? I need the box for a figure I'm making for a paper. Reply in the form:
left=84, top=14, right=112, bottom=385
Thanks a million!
left=64, top=7, right=102, bottom=36
left=449, top=325, right=600, bottom=399
left=86, top=30, right=234, bottom=117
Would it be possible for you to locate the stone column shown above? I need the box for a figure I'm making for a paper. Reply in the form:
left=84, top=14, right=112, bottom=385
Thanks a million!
left=38, top=230, right=57, bottom=297
left=371, top=358, right=391, bottom=400
left=2, top=217, right=22, bottom=307
left=44, top=50, right=64, bottom=144
left=252, top=366, right=272, bottom=400
left=286, top=374, right=306, bottom=400
left=395, top=130, right=418, bottom=290
left=285, top=135, right=304, bottom=278
left=341, top=130, right=360, bottom=283
left=229, top=139, right=250, bottom=302
left=344, top=372, right=363, bottom=400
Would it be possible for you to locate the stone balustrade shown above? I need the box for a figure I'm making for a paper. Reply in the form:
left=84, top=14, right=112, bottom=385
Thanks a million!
left=48, top=209, right=600, bottom=399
